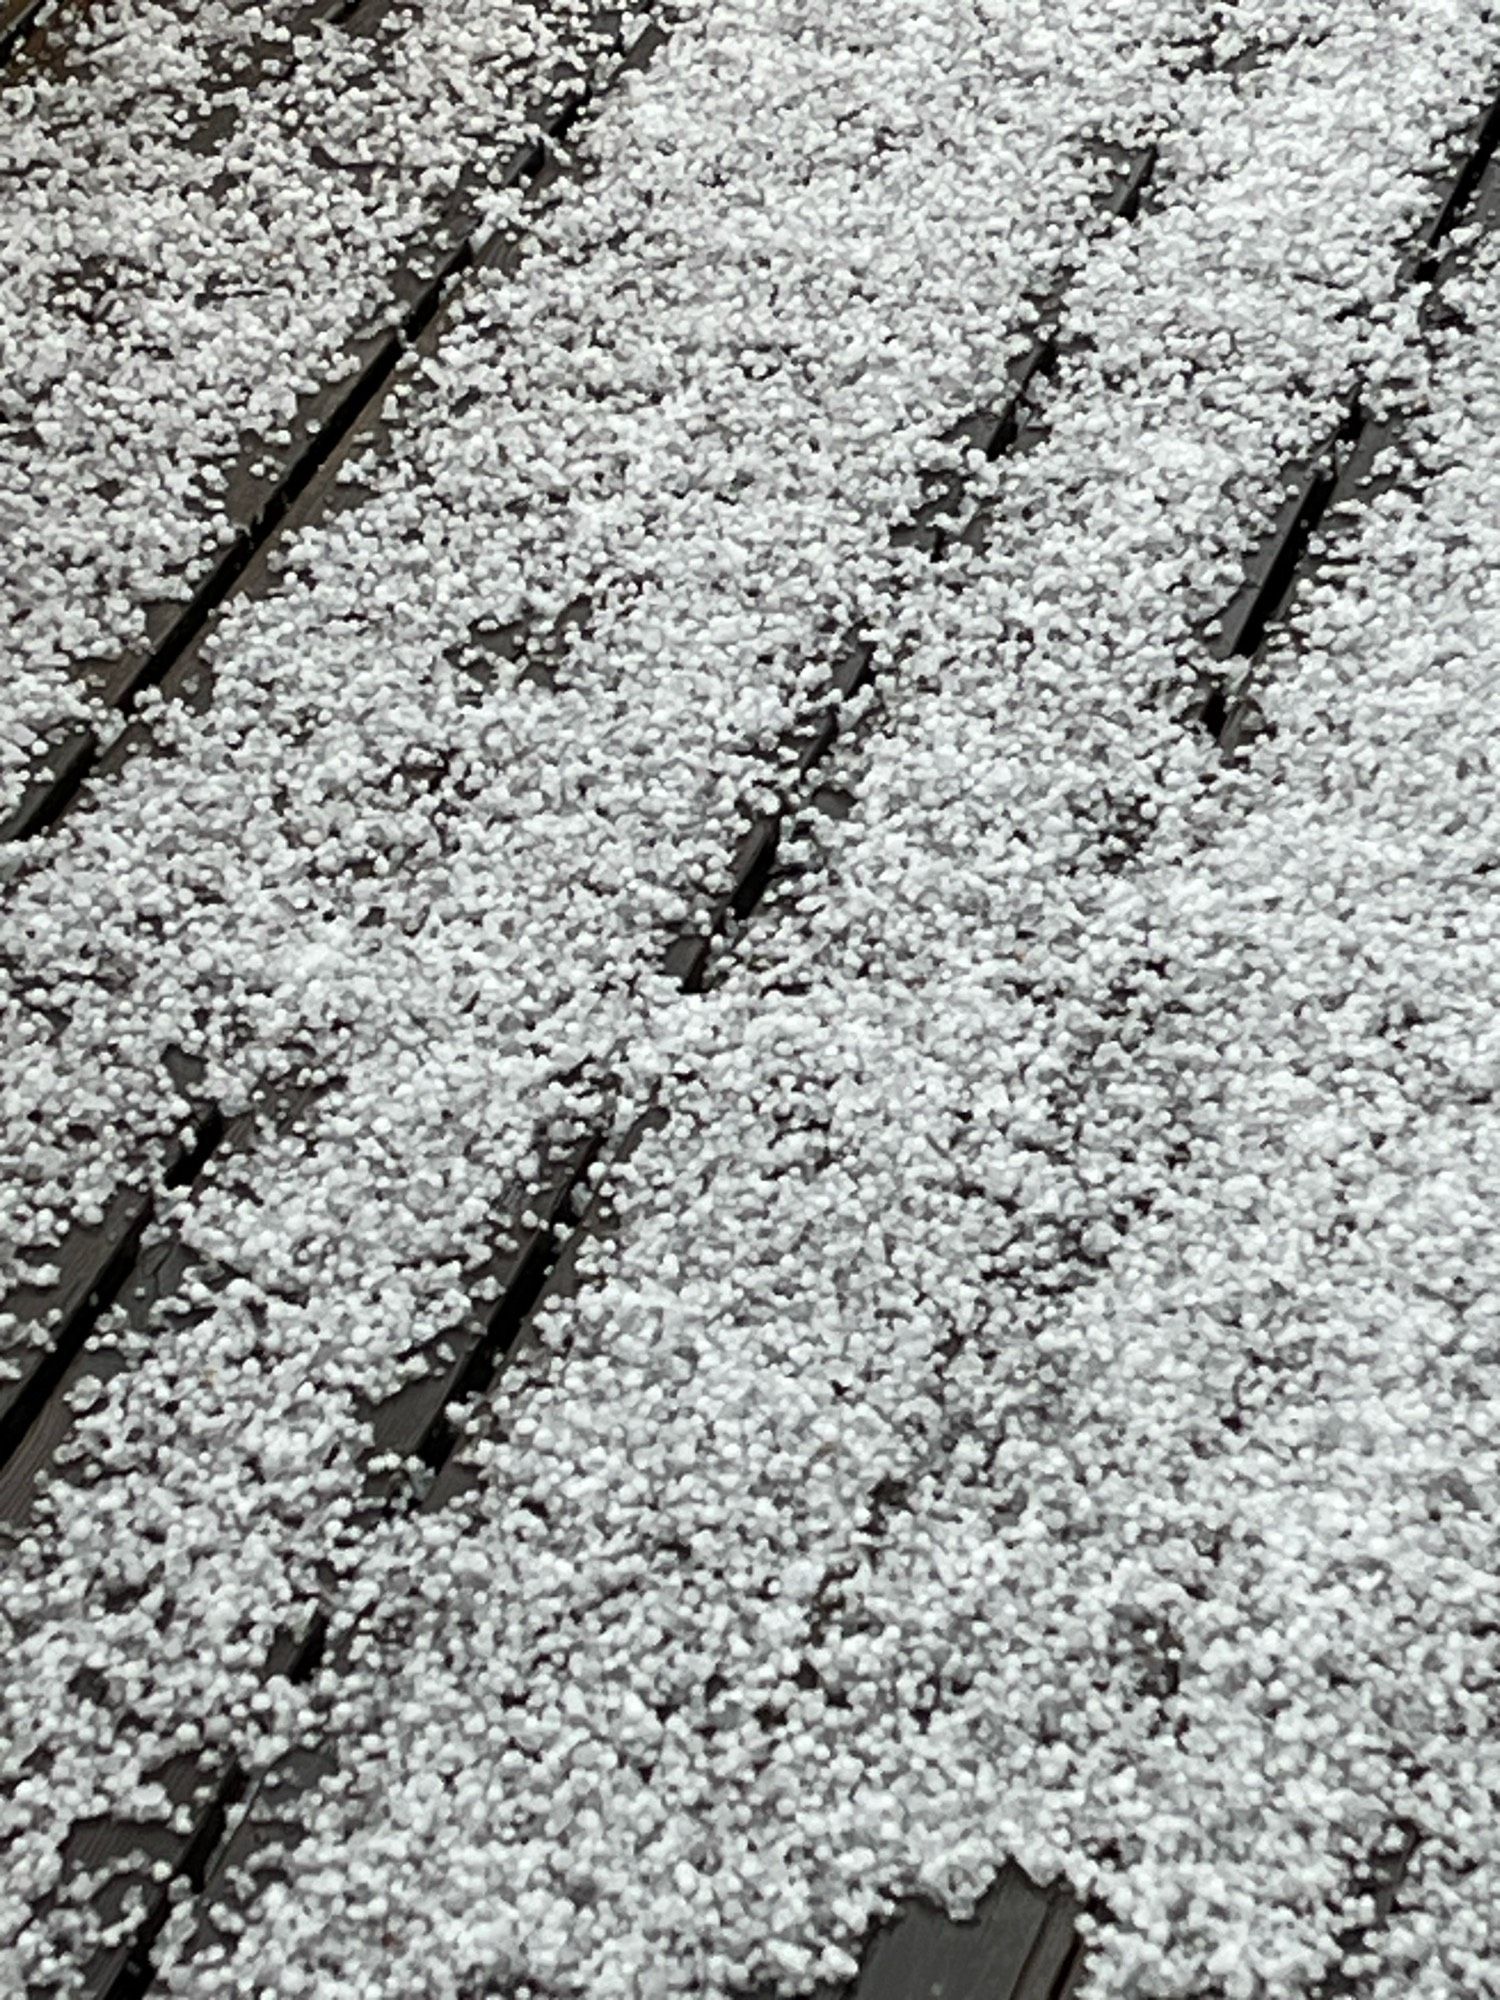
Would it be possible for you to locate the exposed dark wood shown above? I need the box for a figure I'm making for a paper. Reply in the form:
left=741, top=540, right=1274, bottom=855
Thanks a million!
left=1015, top=1894, right=1085, bottom=2000
left=1311, top=1821, right=1421, bottom=2000
left=0, top=1104, right=224, bottom=1482
left=2, top=33, right=679, bottom=1987
left=0, top=1229, right=192, bottom=1528
left=55, top=1603, right=328, bottom=2000
left=169, top=1745, right=340, bottom=1977
left=0, top=1072, right=329, bottom=1522
left=158, top=1111, right=663, bottom=1976
left=850, top=1865, right=1060, bottom=2000
left=1, top=8, right=658, bottom=1541
left=1218, top=426, right=1351, bottom=664
left=0, top=0, right=61, bottom=68
left=15, top=49, right=1495, bottom=2000
left=50, top=1759, right=246, bottom=2000
left=661, top=147, right=1159, bottom=988
left=892, top=144, right=1158, bottom=562
left=1404, top=80, right=1500, bottom=282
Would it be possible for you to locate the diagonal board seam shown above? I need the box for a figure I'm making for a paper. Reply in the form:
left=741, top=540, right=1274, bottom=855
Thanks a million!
left=0, top=122, right=1154, bottom=1506
left=0, top=23, right=674, bottom=1997
left=0, top=0, right=63, bottom=70
left=27, top=41, right=1500, bottom=2000
left=661, top=141, right=1160, bottom=997
left=510, top=63, right=1500, bottom=2000
left=0, top=1100, right=225, bottom=1480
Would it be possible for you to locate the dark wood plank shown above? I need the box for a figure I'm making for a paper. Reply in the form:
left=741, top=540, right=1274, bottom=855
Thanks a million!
left=855, top=1866, right=1053, bottom=2000
left=173, top=1746, right=340, bottom=1975
left=659, top=146, right=1161, bottom=990
left=52, top=1755, right=247, bottom=2000
left=0, top=1071, right=328, bottom=1519
left=0, top=0, right=59, bottom=67
left=51, top=1121, right=620, bottom=1993
left=3, top=26, right=682, bottom=1979
left=1311, top=1821, right=1421, bottom=2000
left=0, top=1103, right=224, bottom=1482
left=893, top=144, right=1159, bottom=561
left=359, top=1130, right=603, bottom=1496
left=48, top=1604, right=327, bottom=2000
left=0, top=1228, right=196, bottom=1528
left=1402, top=78, right=1500, bottom=281
left=1013, top=1892, right=1085, bottom=2000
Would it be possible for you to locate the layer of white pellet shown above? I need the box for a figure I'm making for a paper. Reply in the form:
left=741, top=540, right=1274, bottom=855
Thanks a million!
left=52, top=6, right=1490, bottom=1998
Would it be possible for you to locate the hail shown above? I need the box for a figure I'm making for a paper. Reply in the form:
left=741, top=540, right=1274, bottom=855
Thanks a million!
left=47, top=3, right=1493, bottom=1998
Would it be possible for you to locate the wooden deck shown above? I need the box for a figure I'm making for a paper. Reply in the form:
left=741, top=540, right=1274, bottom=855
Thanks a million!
left=3, top=5, right=1499, bottom=1994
